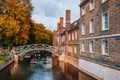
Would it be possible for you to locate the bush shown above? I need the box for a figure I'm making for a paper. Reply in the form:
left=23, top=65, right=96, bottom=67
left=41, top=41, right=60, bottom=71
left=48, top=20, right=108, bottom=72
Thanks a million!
left=0, top=60, right=4, bottom=65
left=0, top=56, right=5, bottom=60
left=3, top=56, right=12, bottom=62
left=9, top=52, right=13, bottom=56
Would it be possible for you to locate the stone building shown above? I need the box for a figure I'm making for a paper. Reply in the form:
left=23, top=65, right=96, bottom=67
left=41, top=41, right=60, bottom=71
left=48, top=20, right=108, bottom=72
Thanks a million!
left=79, top=0, right=120, bottom=80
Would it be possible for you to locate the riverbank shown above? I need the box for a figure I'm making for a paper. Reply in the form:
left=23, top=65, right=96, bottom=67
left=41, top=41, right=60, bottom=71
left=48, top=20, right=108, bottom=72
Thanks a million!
left=0, top=59, right=13, bottom=71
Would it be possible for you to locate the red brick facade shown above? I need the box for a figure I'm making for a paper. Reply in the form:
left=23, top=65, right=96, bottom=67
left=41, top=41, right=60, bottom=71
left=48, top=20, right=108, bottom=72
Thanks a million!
left=53, top=10, right=80, bottom=67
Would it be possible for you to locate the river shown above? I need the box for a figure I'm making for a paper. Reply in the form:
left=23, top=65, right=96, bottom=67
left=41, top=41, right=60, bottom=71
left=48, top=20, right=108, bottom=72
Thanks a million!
left=0, top=58, right=96, bottom=80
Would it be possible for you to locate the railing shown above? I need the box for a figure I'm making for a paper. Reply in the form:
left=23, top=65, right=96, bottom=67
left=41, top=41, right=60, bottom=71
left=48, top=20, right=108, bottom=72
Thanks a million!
left=12, top=44, right=60, bottom=56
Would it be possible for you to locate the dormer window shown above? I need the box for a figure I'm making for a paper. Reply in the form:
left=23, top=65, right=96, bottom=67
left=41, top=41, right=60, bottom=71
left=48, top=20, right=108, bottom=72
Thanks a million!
left=90, top=0, right=94, bottom=11
left=82, top=6, right=86, bottom=15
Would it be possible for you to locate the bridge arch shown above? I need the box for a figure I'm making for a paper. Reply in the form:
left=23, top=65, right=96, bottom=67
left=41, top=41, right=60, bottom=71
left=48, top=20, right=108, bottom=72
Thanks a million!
left=12, top=44, right=59, bottom=56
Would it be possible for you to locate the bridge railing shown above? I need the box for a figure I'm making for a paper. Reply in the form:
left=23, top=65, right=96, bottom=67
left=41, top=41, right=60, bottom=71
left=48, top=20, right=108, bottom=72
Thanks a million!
left=12, top=44, right=60, bottom=56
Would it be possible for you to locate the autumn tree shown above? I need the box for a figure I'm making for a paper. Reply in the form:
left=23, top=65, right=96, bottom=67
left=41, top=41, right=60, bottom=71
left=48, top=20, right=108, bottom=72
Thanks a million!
left=0, top=0, right=52, bottom=46
left=0, top=0, right=33, bottom=46
left=32, top=23, right=53, bottom=45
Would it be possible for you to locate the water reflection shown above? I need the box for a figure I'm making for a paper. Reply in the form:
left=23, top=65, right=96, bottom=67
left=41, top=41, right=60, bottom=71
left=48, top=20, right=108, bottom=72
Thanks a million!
left=10, top=63, right=18, bottom=75
left=0, top=58, right=97, bottom=80
left=59, top=62, right=97, bottom=80
left=0, top=58, right=66, bottom=80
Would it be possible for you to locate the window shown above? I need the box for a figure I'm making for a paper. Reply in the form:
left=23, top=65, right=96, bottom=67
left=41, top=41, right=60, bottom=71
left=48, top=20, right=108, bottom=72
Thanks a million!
left=72, top=32, right=74, bottom=40
left=62, top=46, right=65, bottom=54
left=102, top=0, right=108, bottom=3
left=82, top=23, right=85, bottom=35
left=90, top=0, right=94, bottom=11
left=89, top=41, right=94, bottom=53
left=82, top=7, right=86, bottom=15
left=82, top=42, right=85, bottom=52
left=74, top=46, right=77, bottom=53
left=70, top=45, right=73, bottom=53
left=102, top=12, right=109, bottom=30
left=69, top=33, right=71, bottom=41
left=89, top=19, right=94, bottom=33
left=75, top=31, right=77, bottom=40
left=102, top=40, right=108, bottom=55
left=68, top=45, right=70, bottom=52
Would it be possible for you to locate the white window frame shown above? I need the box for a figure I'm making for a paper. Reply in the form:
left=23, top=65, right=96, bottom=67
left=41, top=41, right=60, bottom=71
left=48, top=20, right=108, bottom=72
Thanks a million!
left=102, top=12, right=109, bottom=31
left=89, top=19, right=94, bottom=33
left=72, top=32, right=74, bottom=40
left=82, top=6, right=86, bottom=16
left=89, top=41, right=94, bottom=53
left=89, top=0, right=94, bottom=11
left=75, top=31, right=77, bottom=40
left=82, top=23, right=85, bottom=35
left=102, top=40, right=108, bottom=55
left=82, top=42, right=85, bottom=52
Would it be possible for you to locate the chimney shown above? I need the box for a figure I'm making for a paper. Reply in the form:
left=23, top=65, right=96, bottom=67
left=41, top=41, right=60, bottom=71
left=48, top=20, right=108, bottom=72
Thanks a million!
left=60, top=17, right=64, bottom=27
left=66, top=10, right=71, bottom=30
left=57, top=22, right=60, bottom=30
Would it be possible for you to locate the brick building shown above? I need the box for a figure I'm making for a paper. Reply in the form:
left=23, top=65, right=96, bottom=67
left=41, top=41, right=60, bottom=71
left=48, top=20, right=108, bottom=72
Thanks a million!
left=53, top=10, right=80, bottom=67
left=53, top=0, right=120, bottom=79
left=79, top=0, right=120, bottom=79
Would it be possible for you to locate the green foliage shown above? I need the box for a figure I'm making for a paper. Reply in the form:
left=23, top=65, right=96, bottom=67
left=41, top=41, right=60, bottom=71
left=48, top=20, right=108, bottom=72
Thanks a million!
left=29, top=23, right=53, bottom=45
left=0, top=60, right=4, bottom=65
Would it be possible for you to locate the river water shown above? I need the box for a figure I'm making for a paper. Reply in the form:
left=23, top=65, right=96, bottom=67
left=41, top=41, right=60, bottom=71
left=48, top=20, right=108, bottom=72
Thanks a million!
left=0, top=58, right=96, bottom=80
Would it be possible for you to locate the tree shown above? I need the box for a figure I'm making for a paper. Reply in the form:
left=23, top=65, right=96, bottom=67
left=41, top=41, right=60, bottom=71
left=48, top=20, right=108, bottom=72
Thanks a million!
left=0, top=0, right=33, bottom=46
left=32, top=23, right=53, bottom=45
left=0, top=0, right=52, bottom=46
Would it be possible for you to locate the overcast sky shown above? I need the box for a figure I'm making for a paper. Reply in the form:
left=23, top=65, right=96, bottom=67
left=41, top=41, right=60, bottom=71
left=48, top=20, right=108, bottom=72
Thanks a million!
left=31, top=0, right=80, bottom=31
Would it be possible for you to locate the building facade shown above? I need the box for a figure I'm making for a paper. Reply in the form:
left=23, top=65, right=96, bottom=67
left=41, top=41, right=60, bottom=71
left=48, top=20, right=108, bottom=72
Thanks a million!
left=53, top=0, right=120, bottom=79
left=79, top=0, right=120, bottom=80
left=53, top=10, right=80, bottom=67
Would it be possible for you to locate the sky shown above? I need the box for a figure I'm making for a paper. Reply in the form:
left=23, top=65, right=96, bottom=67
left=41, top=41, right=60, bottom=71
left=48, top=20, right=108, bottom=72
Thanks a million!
left=31, top=0, right=80, bottom=31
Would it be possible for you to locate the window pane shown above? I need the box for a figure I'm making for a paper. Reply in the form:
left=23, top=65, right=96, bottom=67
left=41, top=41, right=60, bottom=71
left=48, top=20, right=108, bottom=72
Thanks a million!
left=82, top=42, right=85, bottom=52
left=103, top=40, right=108, bottom=54
left=105, top=40, right=108, bottom=53
left=103, top=12, right=109, bottom=30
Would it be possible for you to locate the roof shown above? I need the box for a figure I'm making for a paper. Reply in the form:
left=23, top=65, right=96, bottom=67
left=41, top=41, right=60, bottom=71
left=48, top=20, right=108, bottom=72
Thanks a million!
left=60, top=29, right=66, bottom=35
left=67, top=19, right=80, bottom=32
left=79, top=0, right=90, bottom=7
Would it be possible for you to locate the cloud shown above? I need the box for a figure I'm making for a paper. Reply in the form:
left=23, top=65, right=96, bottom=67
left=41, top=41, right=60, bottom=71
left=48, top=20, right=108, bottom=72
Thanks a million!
left=31, top=0, right=80, bottom=31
